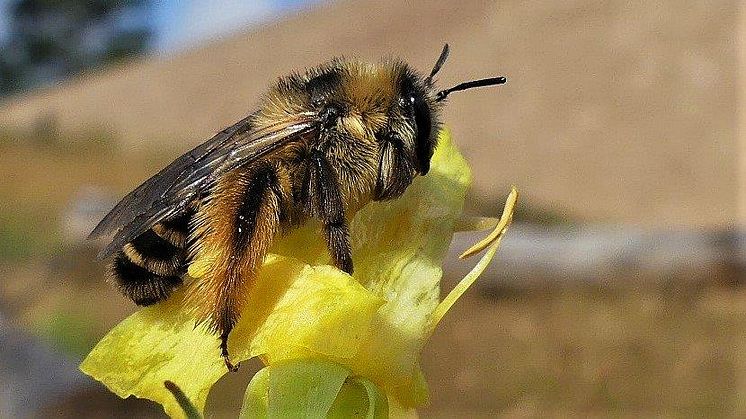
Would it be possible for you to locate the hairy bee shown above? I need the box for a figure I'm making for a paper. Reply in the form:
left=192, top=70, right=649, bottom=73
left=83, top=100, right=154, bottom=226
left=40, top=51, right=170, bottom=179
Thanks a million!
left=90, top=44, right=505, bottom=370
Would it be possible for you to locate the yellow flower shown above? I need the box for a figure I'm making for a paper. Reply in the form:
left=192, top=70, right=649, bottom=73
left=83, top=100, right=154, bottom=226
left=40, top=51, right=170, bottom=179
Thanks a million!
left=80, top=129, right=517, bottom=418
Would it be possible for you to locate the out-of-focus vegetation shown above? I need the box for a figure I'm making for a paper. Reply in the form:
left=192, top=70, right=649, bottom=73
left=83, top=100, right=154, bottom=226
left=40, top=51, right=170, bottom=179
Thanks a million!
left=35, top=310, right=97, bottom=357
left=0, top=0, right=153, bottom=97
left=0, top=207, right=57, bottom=260
left=0, top=126, right=118, bottom=262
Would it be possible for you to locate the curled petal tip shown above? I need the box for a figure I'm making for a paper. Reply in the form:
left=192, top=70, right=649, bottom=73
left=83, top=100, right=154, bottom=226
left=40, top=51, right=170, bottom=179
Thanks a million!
left=459, top=187, right=518, bottom=259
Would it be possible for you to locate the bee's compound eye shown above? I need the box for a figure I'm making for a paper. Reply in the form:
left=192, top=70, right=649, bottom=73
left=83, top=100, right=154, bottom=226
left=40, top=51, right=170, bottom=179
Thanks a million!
left=399, top=95, right=416, bottom=107
left=399, top=96, right=417, bottom=116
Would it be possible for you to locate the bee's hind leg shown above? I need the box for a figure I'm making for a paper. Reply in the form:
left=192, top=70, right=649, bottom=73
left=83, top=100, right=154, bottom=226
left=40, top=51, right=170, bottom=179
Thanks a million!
left=220, top=331, right=239, bottom=372
left=190, top=163, right=290, bottom=373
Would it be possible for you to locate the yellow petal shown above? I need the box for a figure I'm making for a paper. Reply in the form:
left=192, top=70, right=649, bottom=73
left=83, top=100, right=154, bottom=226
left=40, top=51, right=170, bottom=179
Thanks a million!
left=79, top=291, right=224, bottom=418
left=233, top=264, right=385, bottom=362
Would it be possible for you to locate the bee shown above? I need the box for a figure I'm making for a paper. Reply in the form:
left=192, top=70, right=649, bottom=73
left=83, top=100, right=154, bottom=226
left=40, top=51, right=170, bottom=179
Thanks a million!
left=90, top=44, right=506, bottom=370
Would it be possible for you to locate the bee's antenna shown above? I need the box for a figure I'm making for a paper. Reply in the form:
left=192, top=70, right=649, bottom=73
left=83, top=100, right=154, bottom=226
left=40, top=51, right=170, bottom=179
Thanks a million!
left=425, top=44, right=450, bottom=86
left=435, top=76, right=507, bottom=102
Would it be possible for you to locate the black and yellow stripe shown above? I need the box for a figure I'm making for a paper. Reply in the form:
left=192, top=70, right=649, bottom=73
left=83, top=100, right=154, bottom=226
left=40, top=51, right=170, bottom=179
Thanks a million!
left=110, top=213, right=191, bottom=306
left=152, top=213, right=191, bottom=248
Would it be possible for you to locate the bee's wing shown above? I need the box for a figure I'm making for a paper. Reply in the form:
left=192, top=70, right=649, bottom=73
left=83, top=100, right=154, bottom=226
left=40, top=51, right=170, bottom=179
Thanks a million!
left=91, top=112, right=318, bottom=259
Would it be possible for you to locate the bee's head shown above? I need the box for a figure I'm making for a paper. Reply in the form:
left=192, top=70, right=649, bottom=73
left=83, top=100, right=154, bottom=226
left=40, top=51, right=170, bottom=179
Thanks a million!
left=295, top=45, right=505, bottom=176
left=399, top=44, right=507, bottom=175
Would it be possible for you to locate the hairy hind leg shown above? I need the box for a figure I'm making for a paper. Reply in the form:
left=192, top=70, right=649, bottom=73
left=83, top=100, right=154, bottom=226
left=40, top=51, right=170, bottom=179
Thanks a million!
left=188, top=163, right=289, bottom=371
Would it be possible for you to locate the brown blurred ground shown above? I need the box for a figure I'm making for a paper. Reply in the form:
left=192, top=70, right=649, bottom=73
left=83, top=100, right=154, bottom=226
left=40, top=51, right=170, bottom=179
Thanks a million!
left=1, top=0, right=744, bottom=417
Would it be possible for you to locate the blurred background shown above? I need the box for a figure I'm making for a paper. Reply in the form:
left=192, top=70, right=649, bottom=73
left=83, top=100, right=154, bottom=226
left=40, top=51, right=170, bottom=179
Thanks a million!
left=0, top=0, right=743, bottom=416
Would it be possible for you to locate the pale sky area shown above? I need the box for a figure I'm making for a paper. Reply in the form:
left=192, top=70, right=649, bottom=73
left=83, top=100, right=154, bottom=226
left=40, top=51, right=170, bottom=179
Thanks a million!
left=153, top=0, right=321, bottom=53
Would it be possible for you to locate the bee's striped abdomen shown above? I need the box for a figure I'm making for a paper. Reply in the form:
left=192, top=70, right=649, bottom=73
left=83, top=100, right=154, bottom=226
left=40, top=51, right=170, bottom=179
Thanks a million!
left=110, top=213, right=191, bottom=306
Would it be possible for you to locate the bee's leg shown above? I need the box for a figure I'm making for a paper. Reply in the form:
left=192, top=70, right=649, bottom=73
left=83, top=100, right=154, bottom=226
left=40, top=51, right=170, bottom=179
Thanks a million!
left=373, top=130, right=417, bottom=201
left=309, top=153, right=353, bottom=274
left=220, top=331, right=236, bottom=371
left=189, top=163, right=289, bottom=371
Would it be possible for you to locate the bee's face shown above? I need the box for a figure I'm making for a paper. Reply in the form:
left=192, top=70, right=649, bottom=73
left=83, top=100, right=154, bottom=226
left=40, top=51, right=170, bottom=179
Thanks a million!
left=265, top=61, right=441, bottom=176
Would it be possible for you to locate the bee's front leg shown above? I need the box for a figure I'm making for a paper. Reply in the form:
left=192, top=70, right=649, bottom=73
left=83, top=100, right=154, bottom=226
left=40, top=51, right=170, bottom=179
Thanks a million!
left=307, top=152, right=353, bottom=275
